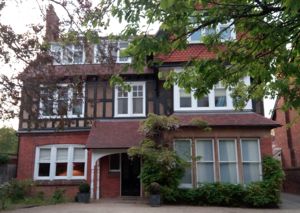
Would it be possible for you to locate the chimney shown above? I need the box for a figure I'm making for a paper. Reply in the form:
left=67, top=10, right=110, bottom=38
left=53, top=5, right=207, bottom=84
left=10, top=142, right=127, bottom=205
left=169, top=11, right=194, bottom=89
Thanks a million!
left=45, top=4, right=60, bottom=42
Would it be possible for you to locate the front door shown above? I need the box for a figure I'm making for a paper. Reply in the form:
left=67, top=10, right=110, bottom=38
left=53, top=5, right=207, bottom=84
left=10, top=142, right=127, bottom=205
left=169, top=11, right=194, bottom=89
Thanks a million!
left=121, top=153, right=140, bottom=196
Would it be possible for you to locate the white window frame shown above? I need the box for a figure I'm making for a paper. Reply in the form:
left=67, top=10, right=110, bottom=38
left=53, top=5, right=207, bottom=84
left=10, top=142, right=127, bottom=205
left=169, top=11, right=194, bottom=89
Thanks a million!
left=173, top=139, right=193, bottom=189
left=240, top=138, right=262, bottom=183
left=173, top=74, right=252, bottom=111
left=93, top=41, right=131, bottom=64
left=195, top=139, right=216, bottom=184
left=109, top=153, right=121, bottom=172
left=188, top=22, right=236, bottom=44
left=50, top=43, right=85, bottom=65
left=116, top=41, right=132, bottom=63
left=34, top=144, right=87, bottom=180
left=114, top=81, right=146, bottom=117
left=217, top=139, right=239, bottom=184
left=39, top=83, right=85, bottom=119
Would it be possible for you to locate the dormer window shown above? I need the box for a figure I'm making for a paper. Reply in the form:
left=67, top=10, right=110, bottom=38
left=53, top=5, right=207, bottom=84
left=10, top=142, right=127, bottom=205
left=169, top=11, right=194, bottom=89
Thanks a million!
left=188, top=22, right=235, bottom=43
left=117, top=41, right=131, bottom=63
left=94, top=41, right=131, bottom=64
left=50, top=43, right=85, bottom=65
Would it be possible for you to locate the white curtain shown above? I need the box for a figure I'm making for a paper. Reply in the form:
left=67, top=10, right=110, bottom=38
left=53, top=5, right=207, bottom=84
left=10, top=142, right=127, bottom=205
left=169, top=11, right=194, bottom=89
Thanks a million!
left=219, top=140, right=237, bottom=183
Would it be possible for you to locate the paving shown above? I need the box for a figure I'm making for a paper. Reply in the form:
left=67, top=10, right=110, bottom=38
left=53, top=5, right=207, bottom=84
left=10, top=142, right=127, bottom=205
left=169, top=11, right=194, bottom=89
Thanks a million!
left=280, top=193, right=300, bottom=209
left=4, top=193, right=300, bottom=213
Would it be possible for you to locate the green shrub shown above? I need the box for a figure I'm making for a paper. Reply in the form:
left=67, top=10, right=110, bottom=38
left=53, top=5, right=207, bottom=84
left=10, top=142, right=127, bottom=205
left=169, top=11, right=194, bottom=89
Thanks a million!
left=165, top=183, right=245, bottom=206
left=243, top=156, right=284, bottom=208
left=0, top=154, right=9, bottom=165
left=128, top=139, right=185, bottom=201
left=8, top=179, right=33, bottom=202
left=79, top=183, right=90, bottom=193
left=51, top=188, right=66, bottom=204
left=0, top=182, right=10, bottom=210
left=243, top=181, right=278, bottom=208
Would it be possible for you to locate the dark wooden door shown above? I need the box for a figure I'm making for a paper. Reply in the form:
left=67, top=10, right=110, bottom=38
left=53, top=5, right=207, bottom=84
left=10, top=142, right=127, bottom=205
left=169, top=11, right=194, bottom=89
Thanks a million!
left=121, top=153, right=140, bottom=196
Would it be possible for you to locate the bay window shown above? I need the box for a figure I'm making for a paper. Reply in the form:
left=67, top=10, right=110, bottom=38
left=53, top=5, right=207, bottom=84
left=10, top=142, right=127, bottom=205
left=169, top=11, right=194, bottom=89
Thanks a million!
left=218, top=139, right=238, bottom=184
left=34, top=145, right=87, bottom=180
left=174, top=139, right=192, bottom=188
left=174, top=137, right=261, bottom=187
left=241, top=139, right=261, bottom=184
left=114, top=82, right=145, bottom=117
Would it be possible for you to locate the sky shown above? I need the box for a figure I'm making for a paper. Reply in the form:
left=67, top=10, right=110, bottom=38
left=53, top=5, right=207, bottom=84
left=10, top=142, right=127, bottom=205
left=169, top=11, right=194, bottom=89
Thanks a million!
left=0, top=0, right=276, bottom=130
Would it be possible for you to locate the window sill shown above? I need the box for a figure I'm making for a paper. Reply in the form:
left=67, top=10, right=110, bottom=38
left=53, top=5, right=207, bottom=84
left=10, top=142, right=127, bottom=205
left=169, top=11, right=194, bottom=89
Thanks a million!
left=34, top=179, right=86, bottom=186
left=114, top=114, right=146, bottom=118
left=38, top=115, right=84, bottom=119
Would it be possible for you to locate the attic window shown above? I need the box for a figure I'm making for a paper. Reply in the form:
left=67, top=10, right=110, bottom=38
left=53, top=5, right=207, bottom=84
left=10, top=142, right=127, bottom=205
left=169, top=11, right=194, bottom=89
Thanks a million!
left=188, top=22, right=235, bottom=43
left=50, top=43, right=85, bottom=65
left=94, top=41, right=131, bottom=64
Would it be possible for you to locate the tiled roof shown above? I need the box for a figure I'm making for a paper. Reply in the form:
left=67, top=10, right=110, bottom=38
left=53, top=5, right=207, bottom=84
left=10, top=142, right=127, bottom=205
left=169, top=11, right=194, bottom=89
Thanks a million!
left=22, top=64, right=153, bottom=79
left=155, top=44, right=216, bottom=63
left=175, top=112, right=280, bottom=127
left=86, top=119, right=144, bottom=149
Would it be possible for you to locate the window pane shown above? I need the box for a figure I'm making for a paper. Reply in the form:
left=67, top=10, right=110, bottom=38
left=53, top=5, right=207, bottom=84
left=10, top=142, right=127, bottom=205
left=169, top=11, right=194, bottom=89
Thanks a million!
left=74, top=148, right=85, bottom=162
left=181, top=164, right=192, bottom=185
left=242, top=140, right=259, bottom=162
left=39, top=149, right=51, bottom=161
left=179, top=89, right=191, bottom=107
left=174, top=140, right=191, bottom=161
left=56, top=163, right=68, bottom=176
left=197, top=96, right=209, bottom=107
left=50, top=44, right=62, bottom=63
left=220, top=163, right=237, bottom=183
left=215, top=89, right=226, bottom=107
left=219, top=140, right=236, bottom=161
left=190, top=30, right=201, bottom=42
left=109, top=154, right=120, bottom=171
left=73, top=162, right=85, bottom=176
left=220, top=26, right=232, bottom=40
left=56, top=148, right=68, bottom=161
left=72, top=99, right=83, bottom=115
left=40, top=88, right=54, bottom=116
left=196, top=140, right=213, bottom=161
left=38, top=163, right=50, bottom=177
left=133, top=98, right=143, bottom=114
left=63, top=45, right=73, bottom=63
left=243, top=163, right=260, bottom=184
left=197, top=163, right=214, bottom=183
left=57, top=87, right=69, bottom=115
left=205, top=27, right=216, bottom=36
left=118, top=98, right=128, bottom=114
left=73, top=45, right=83, bottom=63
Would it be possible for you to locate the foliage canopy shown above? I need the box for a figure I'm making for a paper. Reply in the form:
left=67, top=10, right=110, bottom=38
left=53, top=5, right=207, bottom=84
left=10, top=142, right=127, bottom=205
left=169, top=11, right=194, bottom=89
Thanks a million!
left=83, top=0, right=300, bottom=111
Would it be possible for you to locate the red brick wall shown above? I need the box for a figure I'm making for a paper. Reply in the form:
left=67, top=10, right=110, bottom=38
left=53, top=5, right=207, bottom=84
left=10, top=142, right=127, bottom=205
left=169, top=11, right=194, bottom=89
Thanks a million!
left=273, top=97, right=292, bottom=168
left=99, top=156, right=120, bottom=198
left=273, top=98, right=300, bottom=168
left=17, top=131, right=89, bottom=199
left=283, top=168, right=300, bottom=194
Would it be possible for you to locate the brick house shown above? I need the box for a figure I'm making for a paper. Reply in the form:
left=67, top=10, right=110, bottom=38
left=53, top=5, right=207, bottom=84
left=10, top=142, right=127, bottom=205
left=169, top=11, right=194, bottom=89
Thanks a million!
left=272, top=97, right=300, bottom=194
left=17, top=5, right=279, bottom=199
